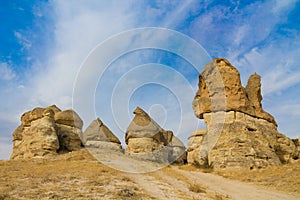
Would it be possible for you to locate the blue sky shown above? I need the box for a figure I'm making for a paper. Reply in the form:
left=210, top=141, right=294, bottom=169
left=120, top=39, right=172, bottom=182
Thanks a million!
left=0, top=0, right=299, bottom=159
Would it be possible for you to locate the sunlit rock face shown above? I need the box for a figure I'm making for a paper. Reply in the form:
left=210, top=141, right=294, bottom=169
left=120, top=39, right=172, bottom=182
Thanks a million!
left=189, top=58, right=298, bottom=170
left=83, top=118, right=122, bottom=151
left=11, top=105, right=83, bottom=159
left=125, top=107, right=186, bottom=164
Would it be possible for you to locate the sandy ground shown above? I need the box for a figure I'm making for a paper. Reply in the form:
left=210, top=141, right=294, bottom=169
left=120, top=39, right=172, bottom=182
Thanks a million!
left=1, top=149, right=299, bottom=199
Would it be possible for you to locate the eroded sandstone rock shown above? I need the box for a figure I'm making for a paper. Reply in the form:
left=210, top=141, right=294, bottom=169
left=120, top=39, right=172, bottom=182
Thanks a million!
left=189, top=58, right=298, bottom=170
left=83, top=118, right=122, bottom=151
left=168, top=136, right=187, bottom=164
left=192, top=58, right=276, bottom=125
left=10, top=105, right=83, bottom=159
left=125, top=107, right=186, bottom=163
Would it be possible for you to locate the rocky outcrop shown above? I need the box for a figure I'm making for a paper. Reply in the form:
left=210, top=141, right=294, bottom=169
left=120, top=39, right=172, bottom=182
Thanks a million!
left=55, top=110, right=83, bottom=152
left=83, top=118, right=122, bottom=151
left=192, top=58, right=276, bottom=125
left=125, top=107, right=186, bottom=163
left=10, top=105, right=83, bottom=159
left=187, top=129, right=207, bottom=166
left=168, top=136, right=187, bottom=164
left=189, top=58, right=298, bottom=169
left=292, top=138, right=300, bottom=158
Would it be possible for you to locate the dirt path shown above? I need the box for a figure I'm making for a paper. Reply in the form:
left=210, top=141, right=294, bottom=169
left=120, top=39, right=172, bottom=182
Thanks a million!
left=124, top=165, right=300, bottom=200
left=175, top=167, right=299, bottom=200
left=92, top=150, right=300, bottom=199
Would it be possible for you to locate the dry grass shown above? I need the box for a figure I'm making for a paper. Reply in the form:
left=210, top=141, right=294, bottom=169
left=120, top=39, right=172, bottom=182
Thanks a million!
left=214, top=160, right=300, bottom=195
left=188, top=183, right=207, bottom=193
left=178, top=164, right=214, bottom=173
left=0, top=149, right=151, bottom=199
left=1, top=149, right=299, bottom=199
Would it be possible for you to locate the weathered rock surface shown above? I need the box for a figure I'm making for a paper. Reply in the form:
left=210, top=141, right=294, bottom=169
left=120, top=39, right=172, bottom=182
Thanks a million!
left=168, top=136, right=187, bottom=164
left=125, top=107, right=186, bottom=163
left=10, top=105, right=83, bottom=159
left=292, top=138, right=300, bottom=158
left=83, top=118, right=122, bottom=151
left=189, top=58, right=298, bottom=169
left=192, top=58, right=276, bottom=125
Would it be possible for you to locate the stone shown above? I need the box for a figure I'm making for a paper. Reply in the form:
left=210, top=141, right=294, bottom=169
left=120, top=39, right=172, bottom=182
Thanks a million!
left=207, top=114, right=283, bottom=170
left=125, top=107, right=172, bottom=145
left=192, top=58, right=276, bottom=125
left=11, top=114, right=59, bottom=159
left=83, top=118, right=121, bottom=144
left=189, top=58, right=298, bottom=170
left=10, top=105, right=83, bottom=160
left=125, top=107, right=185, bottom=164
left=56, top=124, right=82, bottom=152
left=83, top=118, right=122, bottom=151
left=292, top=138, right=300, bottom=158
left=20, top=105, right=61, bottom=127
left=187, top=129, right=207, bottom=166
left=126, top=138, right=169, bottom=163
left=276, top=133, right=298, bottom=163
left=168, top=136, right=187, bottom=164
left=85, top=141, right=122, bottom=151
left=54, top=110, right=83, bottom=129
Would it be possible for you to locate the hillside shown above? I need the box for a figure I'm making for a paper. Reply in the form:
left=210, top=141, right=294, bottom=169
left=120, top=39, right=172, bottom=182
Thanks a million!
left=1, top=149, right=299, bottom=200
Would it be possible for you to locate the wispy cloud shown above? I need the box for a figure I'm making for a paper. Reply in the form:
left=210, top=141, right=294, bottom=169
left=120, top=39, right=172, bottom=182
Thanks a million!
left=14, top=31, right=32, bottom=50
left=0, top=63, right=16, bottom=81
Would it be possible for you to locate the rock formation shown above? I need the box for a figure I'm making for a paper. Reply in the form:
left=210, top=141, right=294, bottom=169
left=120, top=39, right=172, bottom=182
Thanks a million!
left=189, top=58, right=298, bottom=169
left=192, top=58, right=276, bottom=125
left=125, top=107, right=186, bottom=163
left=168, top=136, right=187, bottom=164
left=11, top=105, right=83, bottom=159
left=83, top=118, right=122, bottom=151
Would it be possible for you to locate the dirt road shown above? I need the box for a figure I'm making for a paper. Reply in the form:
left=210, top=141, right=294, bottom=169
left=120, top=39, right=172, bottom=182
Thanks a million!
left=125, top=164, right=299, bottom=200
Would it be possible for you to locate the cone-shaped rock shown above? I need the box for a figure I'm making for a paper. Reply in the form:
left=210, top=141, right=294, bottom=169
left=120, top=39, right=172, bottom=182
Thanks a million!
left=126, top=107, right=172, bottom=145
left=83, top=118, right=122, bottom=151
left=125, top=107, right=186, bottom=164
left=83, top=118, right=121, bottom=144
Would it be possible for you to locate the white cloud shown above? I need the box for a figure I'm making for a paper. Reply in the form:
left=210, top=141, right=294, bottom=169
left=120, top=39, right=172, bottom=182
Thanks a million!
left=14, top=31, right=32, bottom=50
left=27, top=1, right=139, bottom=110
left=0, top=63, right=16, bottom=81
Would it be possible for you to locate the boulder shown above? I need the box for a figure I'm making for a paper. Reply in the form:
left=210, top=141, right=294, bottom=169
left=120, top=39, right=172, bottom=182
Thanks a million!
left=83, top=118, right=122, bottom=151
left=10, top=105, right=83, bottom=160
left=83, top=118, right=121, bottom=144
left=11, top=111, right=59, bottom=159
left=168, top=136, right=187, bottom=164
left=126, top=137, right=169, bottom=163
left=187, top=129, right=207, bottom=166
left=20, top=105, right=61, bottom=127
left=125, top=107, right=172, bottom=145
left=292, top=138, right=300, bottom=158
left=54, top=109, right=83, bottom=129
left=56, top=124, right=82, bottom=152
left=125, top=107, right=185, bottom=163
